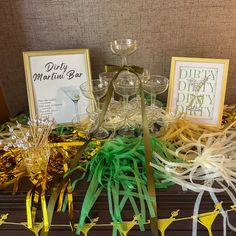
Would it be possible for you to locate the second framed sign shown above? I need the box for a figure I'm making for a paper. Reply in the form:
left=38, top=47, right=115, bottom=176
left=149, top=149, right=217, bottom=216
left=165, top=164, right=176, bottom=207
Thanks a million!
left=23, top=49, right=92, bottom=125
left=167, top=57, right=229, bottom=127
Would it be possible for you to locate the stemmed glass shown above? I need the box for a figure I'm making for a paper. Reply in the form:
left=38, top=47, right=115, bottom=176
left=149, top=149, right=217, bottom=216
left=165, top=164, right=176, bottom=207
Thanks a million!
left=86, top=106, right=109, bottom=139
left=99, top=71, right=118, bottom=101
left=140, top=68, right=150, bottom=83
left=99, top=71, right=117, bottom=83
left=143, top=75, right=168, bottom=108
left=80, top=79, right=108, bottom=111
left=80, top=79, right=109, bottom=139
left=113, top=72, right=140, bottom=135
left=62, top=86, right=80, bottom=123
left=143, top=75, right=169, bottom=129
left=103, top=100, right=126, bottom=137
left=110, top=39, right=137, bottom=66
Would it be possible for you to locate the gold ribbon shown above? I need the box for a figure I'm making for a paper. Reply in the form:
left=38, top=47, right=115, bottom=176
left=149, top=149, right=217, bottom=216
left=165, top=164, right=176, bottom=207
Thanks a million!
left=135, top=68, right=159, bottom=236
left=92, top=66, right=159, bottom=236
left=105, top=64, right=144, bottom=74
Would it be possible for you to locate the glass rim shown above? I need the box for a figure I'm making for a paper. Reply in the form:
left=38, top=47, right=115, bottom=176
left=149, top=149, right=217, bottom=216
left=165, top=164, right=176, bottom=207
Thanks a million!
left=110, top=38, right=137, bottom=45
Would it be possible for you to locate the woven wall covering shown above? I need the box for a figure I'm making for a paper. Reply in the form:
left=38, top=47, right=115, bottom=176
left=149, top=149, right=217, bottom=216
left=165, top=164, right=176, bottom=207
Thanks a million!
left=0, top=0, right=236, bottom=115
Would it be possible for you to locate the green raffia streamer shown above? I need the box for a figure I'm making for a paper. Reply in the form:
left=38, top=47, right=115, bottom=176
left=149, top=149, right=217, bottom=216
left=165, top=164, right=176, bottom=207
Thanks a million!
left=76, top=136, right=177, bottom=235
left=51, top=126, right=74, bottom=136
left=9, top=113, right=29, bottom=124
left=0, top=113, right=29, bottom=131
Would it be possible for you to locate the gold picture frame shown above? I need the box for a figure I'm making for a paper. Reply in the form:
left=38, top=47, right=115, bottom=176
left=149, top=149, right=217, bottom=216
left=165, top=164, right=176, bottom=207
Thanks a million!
left=167, top=57, right=229, bottom=127
left=23, top=49, right=92, bottom=125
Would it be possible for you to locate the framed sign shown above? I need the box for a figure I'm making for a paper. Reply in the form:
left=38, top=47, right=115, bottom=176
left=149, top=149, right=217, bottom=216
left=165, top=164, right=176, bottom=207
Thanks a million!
left=167, top=57, right=229, bottom=127
left=23, top=49, right=92, bottom=125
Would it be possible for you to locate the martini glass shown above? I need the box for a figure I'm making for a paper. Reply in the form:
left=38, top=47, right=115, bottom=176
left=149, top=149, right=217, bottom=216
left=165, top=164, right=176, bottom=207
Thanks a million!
left=113, top=72, right=140, bottom=135
left=62, top=86, right=80, bottom=122
left=103, top=112, right=124, bottom=138
left=110, top=39, right=137, bottom=66
left=140, top=68, right=150, bottom=83
left=80, top=79, right=109, bottom=138
left=99, top=71, right=118, bottom=101
left=86, top=106, right=110, bottom=139
left=80, top=79, right=108, bottom=111
left=99, top=71, right=118, bottom=83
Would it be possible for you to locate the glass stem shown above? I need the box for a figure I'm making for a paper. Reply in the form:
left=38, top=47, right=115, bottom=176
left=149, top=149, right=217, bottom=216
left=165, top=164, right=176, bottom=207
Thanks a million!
left=121, top=56, right=127, bottom=66
left=124, top=95, right=129, bottom=129
left=150, top=93, right=156, bottom=108
left=124, top=95, right=129, bottom=110
left=73, top=101, right=80, bottom=121
left=96, top=97, right=100, bottom=112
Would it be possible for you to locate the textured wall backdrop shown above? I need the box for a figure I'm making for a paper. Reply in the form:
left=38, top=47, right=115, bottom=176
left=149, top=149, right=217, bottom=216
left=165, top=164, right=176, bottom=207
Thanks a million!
left=0, top=0, right=236, bottom=115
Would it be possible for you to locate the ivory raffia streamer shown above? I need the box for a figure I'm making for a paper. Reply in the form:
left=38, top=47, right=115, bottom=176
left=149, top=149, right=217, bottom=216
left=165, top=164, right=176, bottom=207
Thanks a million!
left=151, top=122, right=236, bottom=235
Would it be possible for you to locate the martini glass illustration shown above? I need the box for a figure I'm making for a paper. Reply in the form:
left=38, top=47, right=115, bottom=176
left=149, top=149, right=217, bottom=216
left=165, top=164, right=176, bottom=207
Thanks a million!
left=187, top=77, right=208, bottom=112
left=62, top=86, right=80, bottom=123
left=110, top=39, right=137, bottom=66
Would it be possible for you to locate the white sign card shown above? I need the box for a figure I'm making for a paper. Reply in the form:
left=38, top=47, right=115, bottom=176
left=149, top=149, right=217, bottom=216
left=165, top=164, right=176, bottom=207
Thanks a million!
left=167, top=57, right=229, bottom=127
left=23, top=49, right=92, bottom=125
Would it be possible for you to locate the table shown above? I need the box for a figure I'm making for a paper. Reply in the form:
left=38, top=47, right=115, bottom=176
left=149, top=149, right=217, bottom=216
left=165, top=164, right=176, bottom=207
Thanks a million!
left=0, top=181, right=235, bottom=236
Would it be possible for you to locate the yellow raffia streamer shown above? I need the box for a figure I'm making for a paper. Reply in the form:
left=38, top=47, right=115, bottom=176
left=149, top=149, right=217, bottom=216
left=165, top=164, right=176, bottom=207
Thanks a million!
left=57, top=182, right=68, bottom=212
left=67, top=182, right=74, bottom=230
left=157, top=210, right=179, bottom=236
left=40, top=179, right=49, bottom=232
left=26, top=187, right=34, bottom=229
left=32, top=190, right=40, bottom=223
left=80, top=217, right=99, bottom=236
left=49, top=141, right=85, bottom=148
left=157, top=115, right=221, bottom=151
left=12, top=177, right=20, bottom=194
left=41, top=191, right=49, bottom=232
left=197, top=202, right=222, bottom=236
